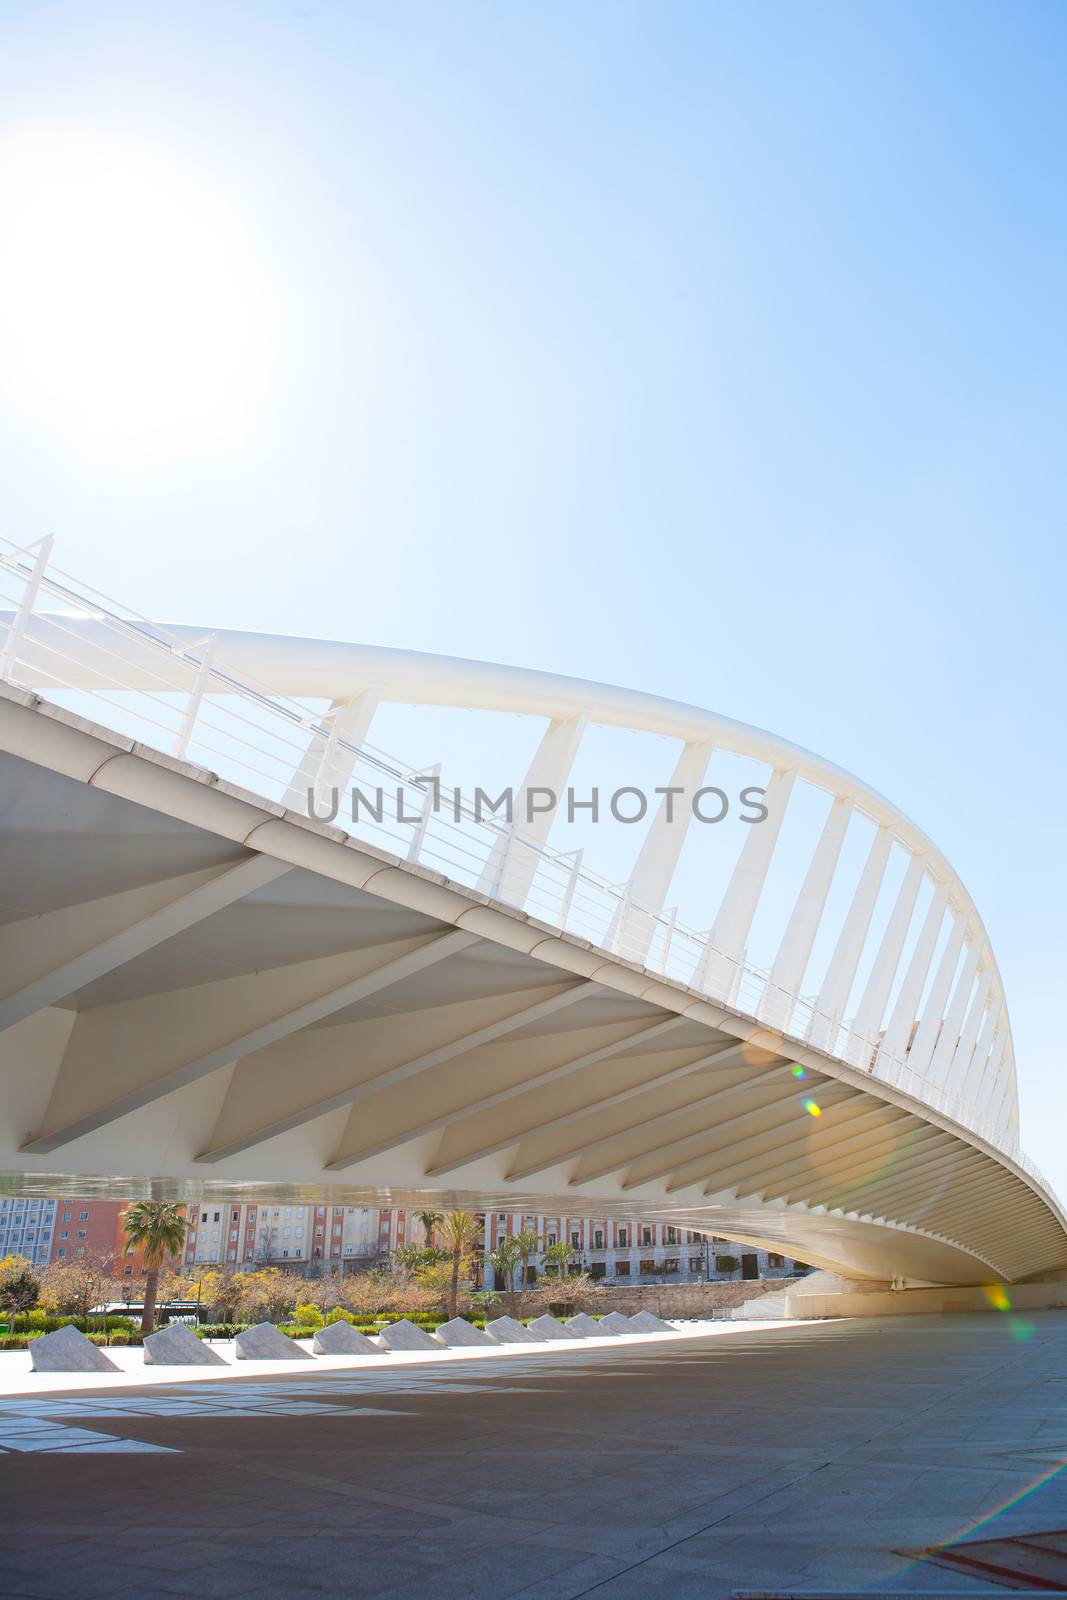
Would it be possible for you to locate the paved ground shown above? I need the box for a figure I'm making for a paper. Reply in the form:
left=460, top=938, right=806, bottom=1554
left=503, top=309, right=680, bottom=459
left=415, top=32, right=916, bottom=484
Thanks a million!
left=2, top=1310, right=1067, bottom=1598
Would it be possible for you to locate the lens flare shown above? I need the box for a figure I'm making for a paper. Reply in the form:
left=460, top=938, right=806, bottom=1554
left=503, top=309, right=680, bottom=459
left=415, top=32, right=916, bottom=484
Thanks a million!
left=791, top=1064, right=806, bottom=1079
left=983, top=1284, right=1012, bottom=1312
left=802, top=1099, right=822, bottom=1117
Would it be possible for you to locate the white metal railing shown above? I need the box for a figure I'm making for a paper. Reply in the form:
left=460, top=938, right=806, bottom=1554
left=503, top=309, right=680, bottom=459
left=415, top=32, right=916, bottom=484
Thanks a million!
left=0, top=534, right=1051, bottom=1199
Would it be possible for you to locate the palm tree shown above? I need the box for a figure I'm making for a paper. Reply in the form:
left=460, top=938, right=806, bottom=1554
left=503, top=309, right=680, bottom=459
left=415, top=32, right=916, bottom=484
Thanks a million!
left=415, top=1209, right=443, bottom=1252
left=122, top=1201, right=189, bottom=1333
left=513, top=1227, right=540, bottom=1293
left=488, top=1237, right=520, bottom=1314
left=440, top=1211, right=483, bottom=1319
left=542, top=1239, right=576, bottom=1278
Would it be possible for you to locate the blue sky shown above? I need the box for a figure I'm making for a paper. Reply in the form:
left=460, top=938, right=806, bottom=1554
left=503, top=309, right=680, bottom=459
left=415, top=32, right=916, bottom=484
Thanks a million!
left=1, top=2, right=1065, bottom=1188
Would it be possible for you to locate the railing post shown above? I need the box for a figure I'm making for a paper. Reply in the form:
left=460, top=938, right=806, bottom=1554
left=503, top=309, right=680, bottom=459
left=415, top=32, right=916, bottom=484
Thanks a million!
left=656, top=906, right=678, bottom=975
left=557, top=849, right=583, bottom=931
left=403, top=764, right=441, bottom=864
left=0, top=534, right=54, bottom=684
left=173, top=633, right=218, bottom=759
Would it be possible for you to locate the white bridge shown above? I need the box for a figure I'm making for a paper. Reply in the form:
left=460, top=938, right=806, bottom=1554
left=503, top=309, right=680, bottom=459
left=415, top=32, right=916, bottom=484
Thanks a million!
left=1, top=535, right=1064, bottom=1286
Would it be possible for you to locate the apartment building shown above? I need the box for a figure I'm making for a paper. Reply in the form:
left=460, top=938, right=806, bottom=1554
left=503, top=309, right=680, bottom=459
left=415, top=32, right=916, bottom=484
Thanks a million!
left=480, top=1212, right=800, bottom=1286
left=6, top=1194, right=800, bottom=1286
left=182, top=1201, right=405, bottom=1268
left=0, top=1196, right=57, bottom=1265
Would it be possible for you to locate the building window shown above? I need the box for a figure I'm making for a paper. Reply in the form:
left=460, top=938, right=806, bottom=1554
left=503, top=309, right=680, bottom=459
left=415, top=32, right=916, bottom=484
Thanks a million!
left=593, top=1230, right=604, bottom=1249
left=663, top=1258, right=679, bottom=1274
left=76, top=1230, right=87, bottom=1240
left=59, top=1230, right=68, bottom=1240
left=79, top=1211, right=89, bottom=1221
left=570, top=1231, right=580, bottom=1248
left=665, top=1227, right=678, bottom=1244
left=57, top=1248, right=66, bottom=1258
left=617, top=1228, right=628, bottom=1247
left=642, top=1228, right=653, bottom=1247
left=639, top=1260, right=657, bottom=1275
left=767, top=1253, right=785, bottom=1268
left=689, top=1256, right=703, bottom=1273
left=615, top=1260, right=630, bottom=1276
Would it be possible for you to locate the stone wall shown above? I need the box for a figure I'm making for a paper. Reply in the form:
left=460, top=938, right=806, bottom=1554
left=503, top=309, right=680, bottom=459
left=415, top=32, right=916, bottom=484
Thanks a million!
left=556, top=1277, right=806, bottom=1319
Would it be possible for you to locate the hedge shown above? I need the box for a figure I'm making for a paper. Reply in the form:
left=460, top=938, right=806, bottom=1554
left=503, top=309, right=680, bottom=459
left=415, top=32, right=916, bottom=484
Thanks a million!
left=5, top=1312, right=138, bottom=1335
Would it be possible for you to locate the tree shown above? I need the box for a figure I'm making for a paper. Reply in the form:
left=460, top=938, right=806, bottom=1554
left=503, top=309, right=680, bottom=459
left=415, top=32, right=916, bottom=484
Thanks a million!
left=38, top=1252, right=119, bottom=1320
left=513, top=1227, right=540, bottom=1291
left=0, top=1254, right=40, bottom=1314
left=414, top=1209, right=443, bottom=1251
left=488, top=1237, right=521, bottom=1314
left=440, top=1211, right=483, bottom=1319
left=542, top=1239, right=576, bottom=1278
left=122, top=1201, right=189, bottom=1332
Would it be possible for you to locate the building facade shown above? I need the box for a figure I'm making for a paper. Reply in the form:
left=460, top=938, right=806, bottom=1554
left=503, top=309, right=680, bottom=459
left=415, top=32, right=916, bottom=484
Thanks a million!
left=0, top=1196, right=57, bottom=1266
left=4, top=1195, right=802, bottom=1285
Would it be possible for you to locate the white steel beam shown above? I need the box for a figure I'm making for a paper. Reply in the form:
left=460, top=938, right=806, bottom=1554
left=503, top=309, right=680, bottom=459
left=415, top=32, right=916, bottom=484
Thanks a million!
left=807, top=824, right=893, bottom=1052
left=476, top=714, right=586, bottom=906
left=23, top=929, right=477, bottom=1153
left=847, top=850, right=926, bottom=1066
left=604, top=739, right=713, bottom=964
left=505, top=1042, right=752, bottom=1180
left=906, top=912, right=967, bottom=1079
left=328, top=1015, right=689, bottom=1172
left=428, top=1054, right=788, bottom=1180
left=282, top=691, right=380, bottom=815
left=204, top=978, right=602, bottom=1164
left=0, top=855, right=290, bottom=1034
left=928, top=939, right=982, bottom=1086
left=760, top=796, right=852, bottom=1030
left=694, top=767, right=796, bottom=1002
left=876, top=881, right=949, bottom=1076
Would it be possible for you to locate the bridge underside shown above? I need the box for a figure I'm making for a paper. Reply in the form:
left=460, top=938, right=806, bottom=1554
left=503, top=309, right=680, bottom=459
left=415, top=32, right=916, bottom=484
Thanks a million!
left=2, top=690, right=1064, bottom=1286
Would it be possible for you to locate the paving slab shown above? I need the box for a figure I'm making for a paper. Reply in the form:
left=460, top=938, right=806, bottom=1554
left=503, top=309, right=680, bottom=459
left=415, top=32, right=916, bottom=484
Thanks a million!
left=484, top=1315, right=538, bottom=1343
left=144, top=1325, right=225, bottom=1365
left=529, top=1314, right=584, bottom=1340
left=435, top=1317, right=495, bottom=1347
left=312, top=1321, right=387, bottom=1355
left=566, top=1313, right=619, bottom=1336
left=29, top=1325, right=119, bottom=1372
left=376, top=1318, right=442, bottom=1351
left=235, top=1323, right=314, bottom=1360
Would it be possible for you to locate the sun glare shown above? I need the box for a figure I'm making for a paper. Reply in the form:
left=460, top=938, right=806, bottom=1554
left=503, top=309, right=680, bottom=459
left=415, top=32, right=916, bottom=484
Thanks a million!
left=0, top=127, right=286, bottom=469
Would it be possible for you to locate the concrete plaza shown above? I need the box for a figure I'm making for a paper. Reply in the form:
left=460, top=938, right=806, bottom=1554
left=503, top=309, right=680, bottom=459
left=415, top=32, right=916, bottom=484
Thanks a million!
left=2, top=1311, right=1067, bottom=1598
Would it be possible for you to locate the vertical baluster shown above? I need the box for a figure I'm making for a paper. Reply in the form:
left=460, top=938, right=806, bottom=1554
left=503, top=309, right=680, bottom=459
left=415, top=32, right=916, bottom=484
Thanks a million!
left=807, top=824, right=892, bottom=1052
left=759, top=795, right=852, bottom=1031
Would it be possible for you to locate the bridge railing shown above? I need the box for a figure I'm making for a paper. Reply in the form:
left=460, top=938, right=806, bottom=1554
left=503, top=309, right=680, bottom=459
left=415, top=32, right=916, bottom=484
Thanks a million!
left=0, top=533, right=1049, bottom=1197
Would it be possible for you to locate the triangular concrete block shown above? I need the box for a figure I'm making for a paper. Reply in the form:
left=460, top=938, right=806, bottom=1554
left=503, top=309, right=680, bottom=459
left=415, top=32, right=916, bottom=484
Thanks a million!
left=30, top=1324, right=119, bottom=1372
left=627, top=1310, right=674, bottom=1333
left=484, top=1316, right=538, bottom=1343
left=529, top=1313, right=583, bottom=1340
left=144, top=1324, right=225, bottom=1365
left=599, top=1312, right=635, bottom=1334
left=435, top=1317, right=495, bottom=1347
left=566, top=1312, right=618, bottom=1336
left=377, top=1318, right=441, bottom=1351
left=312, top=1321, right=387, bottom=1355
left=235, top=1322, right=314, bottom=1360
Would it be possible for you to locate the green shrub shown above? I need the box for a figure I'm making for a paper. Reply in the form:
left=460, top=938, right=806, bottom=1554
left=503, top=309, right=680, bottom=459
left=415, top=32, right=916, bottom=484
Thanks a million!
left=292, top=1302, right=324, bottom=1330
left=195, top=1322, right=249, bottom=1340
left=324, top=1308, right=357, bottom=1325
left=280, top=1325, right=318, bottom=1340
left=0, top=1331, right=43, bottom=1349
